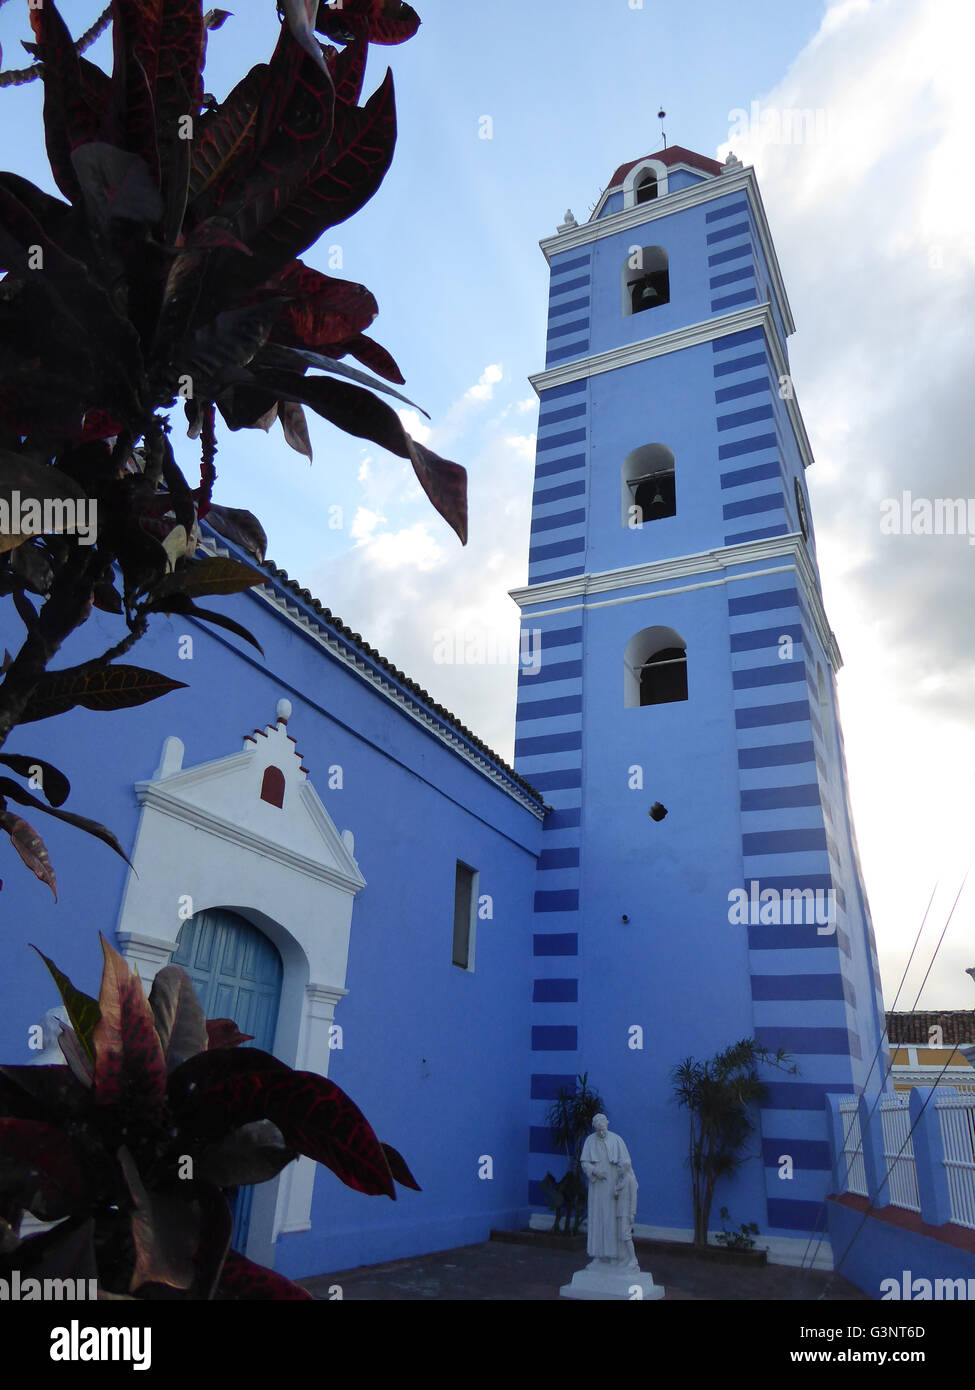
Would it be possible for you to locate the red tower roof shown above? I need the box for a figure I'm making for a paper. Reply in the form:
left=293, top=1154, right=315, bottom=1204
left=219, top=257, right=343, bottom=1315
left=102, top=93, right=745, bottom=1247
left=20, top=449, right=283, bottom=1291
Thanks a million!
left=606, top=145, right=723, bottom=190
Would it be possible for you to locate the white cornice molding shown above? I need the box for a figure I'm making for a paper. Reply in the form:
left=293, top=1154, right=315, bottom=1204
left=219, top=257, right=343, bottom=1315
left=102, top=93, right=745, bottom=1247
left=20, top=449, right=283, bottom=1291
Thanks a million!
left=510, top=533, right=842, bottom=672
left=134, top=782, right=367, bottom=894
left=544, top=164, right=795, bottom=337
left=197, top=540, right=546, bottom=821
left=530, top=302, right=814, bottom=473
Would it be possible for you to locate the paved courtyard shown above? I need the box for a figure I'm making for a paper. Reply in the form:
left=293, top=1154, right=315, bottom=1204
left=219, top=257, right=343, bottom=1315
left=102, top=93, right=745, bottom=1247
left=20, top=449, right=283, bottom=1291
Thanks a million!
left=298, top=1234, right=870, bottom=1301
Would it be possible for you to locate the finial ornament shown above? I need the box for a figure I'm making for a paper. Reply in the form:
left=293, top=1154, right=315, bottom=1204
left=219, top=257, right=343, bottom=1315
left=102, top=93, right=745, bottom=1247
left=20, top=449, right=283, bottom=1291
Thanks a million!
left=558, top=209, right=578, bottom=233
left=723, top=151, right=743, bottom=171
left=276, top=698, right=293, bottom=725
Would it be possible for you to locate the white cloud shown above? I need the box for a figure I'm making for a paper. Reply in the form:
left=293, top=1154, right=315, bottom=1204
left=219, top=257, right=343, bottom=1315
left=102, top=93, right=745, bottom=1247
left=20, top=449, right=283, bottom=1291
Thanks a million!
left=503, top=433, right=537, bottom=462
left=350, top=507, right=385, bottom=542
left=718, top=0, right=975, bottom=1005
left=464, top=363, right=503, bottom=402
left=397, top=408, right=432, bottom=445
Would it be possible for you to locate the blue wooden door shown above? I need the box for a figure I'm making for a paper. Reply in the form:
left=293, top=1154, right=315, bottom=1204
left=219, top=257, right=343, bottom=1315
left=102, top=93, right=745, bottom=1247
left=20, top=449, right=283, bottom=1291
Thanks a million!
left=171, top=908, right=283, bottom=1252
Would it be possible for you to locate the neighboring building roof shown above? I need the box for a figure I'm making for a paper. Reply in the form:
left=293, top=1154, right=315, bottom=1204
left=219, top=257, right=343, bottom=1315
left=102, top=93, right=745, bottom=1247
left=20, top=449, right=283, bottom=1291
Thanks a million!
left=605, top=145, right=724, bottom=190
left=200, top=524, right=546, bottom=809
left=887, top=1011, right=975, bottom=1045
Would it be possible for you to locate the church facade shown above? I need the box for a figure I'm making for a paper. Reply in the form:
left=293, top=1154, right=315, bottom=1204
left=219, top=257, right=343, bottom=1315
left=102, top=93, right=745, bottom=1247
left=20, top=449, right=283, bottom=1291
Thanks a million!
left=0, top=145, right=888, bottom=1280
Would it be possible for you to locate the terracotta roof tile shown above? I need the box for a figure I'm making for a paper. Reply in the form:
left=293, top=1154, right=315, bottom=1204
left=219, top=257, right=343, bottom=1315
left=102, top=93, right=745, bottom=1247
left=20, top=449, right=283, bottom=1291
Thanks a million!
left=886, top=1011, right=975, bottom=1045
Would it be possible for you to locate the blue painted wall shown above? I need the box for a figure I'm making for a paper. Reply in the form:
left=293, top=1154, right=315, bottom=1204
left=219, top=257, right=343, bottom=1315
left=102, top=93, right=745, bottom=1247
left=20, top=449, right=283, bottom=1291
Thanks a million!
left=0, top=544, right=544, bottom=1278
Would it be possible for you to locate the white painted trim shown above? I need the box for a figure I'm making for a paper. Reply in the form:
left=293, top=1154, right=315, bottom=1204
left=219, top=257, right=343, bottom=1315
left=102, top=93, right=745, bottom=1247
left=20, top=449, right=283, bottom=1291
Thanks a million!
left=545, top=165, right=795, bottom=337
left=620, top=159, right=670, bottom=209
left=510, top=534, right=842, bottom=673
left=115, top=712, right=367, bottom=1270
left=198, top=541, right=545, bottom=821
left=530, top=302, right=814, bottom=474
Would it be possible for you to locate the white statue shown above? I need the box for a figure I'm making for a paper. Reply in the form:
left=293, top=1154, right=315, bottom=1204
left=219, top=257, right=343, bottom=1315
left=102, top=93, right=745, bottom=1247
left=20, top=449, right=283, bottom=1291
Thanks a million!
left=580, top=1113, right=640, bottom=1271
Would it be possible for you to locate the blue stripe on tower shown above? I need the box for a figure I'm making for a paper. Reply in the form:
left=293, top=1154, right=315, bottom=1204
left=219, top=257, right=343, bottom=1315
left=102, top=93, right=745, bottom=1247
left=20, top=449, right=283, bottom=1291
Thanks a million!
left=712, top=289, right=758, bottom=312
left=549, top=297, right=590, bottom=321
left=706, top=221, right=750, bottom=244
left=727, top=568, right=860, bottom=1234
left=710, top=265, right=755, bottom=291
left=530, top=386, right=589, bottom=584
left=709, top=243, right=752, bottom=267
left=517, top=601, right=584, bottom=1206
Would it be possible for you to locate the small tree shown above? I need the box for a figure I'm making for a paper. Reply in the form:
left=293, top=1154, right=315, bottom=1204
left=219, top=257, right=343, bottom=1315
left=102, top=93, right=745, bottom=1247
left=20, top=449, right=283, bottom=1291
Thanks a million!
left=671, top=1038, right=795, bottom=1247
left=543, top=1072, right=603, bottom=1234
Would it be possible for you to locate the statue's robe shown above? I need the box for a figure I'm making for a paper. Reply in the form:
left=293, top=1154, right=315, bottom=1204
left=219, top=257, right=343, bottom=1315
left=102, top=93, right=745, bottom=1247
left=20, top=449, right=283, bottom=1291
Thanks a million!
left=580, top=1131, right=637, bottom=1261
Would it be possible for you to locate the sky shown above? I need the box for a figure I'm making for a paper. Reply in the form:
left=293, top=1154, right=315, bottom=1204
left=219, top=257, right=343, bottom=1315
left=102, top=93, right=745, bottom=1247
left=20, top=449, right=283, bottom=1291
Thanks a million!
left=1, top=0, right=973, bottom=1009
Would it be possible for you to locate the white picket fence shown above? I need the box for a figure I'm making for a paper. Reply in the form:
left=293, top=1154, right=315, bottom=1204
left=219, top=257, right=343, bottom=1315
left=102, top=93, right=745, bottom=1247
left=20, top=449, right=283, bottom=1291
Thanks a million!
left=936, top=1094, right=975, bottom=1230
left=879, top=1094, right=921, bottom=1212
left=837, top=1096, right=868, bottom=1196
left=836, top=1092, right=975, bottom=1230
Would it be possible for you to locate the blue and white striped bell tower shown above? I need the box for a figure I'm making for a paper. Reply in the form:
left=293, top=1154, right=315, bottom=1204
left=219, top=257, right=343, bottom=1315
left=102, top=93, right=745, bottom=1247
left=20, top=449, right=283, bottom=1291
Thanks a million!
left=513, top=145, right=889, bottom=1254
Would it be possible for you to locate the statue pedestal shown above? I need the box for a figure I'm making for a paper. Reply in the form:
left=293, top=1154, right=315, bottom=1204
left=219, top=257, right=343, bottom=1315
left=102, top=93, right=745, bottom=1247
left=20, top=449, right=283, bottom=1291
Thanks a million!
left=559, top=1268, right=665, bottom=1301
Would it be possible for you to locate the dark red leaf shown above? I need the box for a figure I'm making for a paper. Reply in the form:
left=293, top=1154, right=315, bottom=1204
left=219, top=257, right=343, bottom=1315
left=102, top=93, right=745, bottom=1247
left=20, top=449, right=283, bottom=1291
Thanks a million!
left=188, top=63, right=268, bottom=209
left=71, top=143, right=164, bottom=226
left=0, top=813, right=56, bottom=898
left=269, top=261, right=377, bottom=351
left=22, top=666, right=188, bottom=724
left=205, top=1018, right=255, bottom=1049
left=118, top=1147, right=198, bottom=1292
left=204, top=504, right=267, bottom=563
left=146, top=594, right=265, bottom=655
left=380, top=1141, right=421, bottom=1191
left=278, top=401, right=313, bottom=459
left=28, top=0, right=104, bottom=201
left=158, top=0, right=206, bottom=126
left=0, top=1119, right=90, bottom=1220
left=91, top=935, right=167, bottom=1123
left=0, top=781, right=133, bottom=870
left=249, top=69, right=397, bottom=271
left=177, top=1064, right=396, bottom=1198
left=148, top=966, right=208, bottom=1070
left=315, top=0, right=421, bottom=45
left=0, top=755, right=70, bottom=807
left=154, top=555, right=264, bottom=600
left=340, top=332, right=405, bottom=384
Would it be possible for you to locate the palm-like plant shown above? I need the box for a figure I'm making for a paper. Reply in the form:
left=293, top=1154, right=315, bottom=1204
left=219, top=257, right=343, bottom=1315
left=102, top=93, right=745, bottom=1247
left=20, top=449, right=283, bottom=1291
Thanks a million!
left=544, top=1072, right=603, bottom=1234
left=671, top=1038, right=795, bottom=1247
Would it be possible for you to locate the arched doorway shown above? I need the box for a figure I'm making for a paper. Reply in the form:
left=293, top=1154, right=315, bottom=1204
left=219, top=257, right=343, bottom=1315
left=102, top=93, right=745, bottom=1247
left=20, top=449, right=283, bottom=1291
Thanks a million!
left=171, top=908, right=283, bottom=1253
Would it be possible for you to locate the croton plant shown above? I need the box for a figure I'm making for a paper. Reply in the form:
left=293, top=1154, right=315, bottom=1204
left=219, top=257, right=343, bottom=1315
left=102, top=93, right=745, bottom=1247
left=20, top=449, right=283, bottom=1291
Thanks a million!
left=0, top=936, right=419, bottom=1298
left=0, top=0, right=466, bottom=892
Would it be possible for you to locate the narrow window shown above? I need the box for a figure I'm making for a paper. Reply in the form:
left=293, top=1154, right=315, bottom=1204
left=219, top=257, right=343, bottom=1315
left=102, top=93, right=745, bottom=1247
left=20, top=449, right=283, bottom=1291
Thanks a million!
left=452, top=861, right=477, bottom=970
left=260, top=766, right=285, bottom=807
left=624, top=626, right=688, bottom=708
left=635, top=171, right=658, bottom=203
left=622, top=246, right=670, bottom=316
left=621, top=444, right=676, bottom=525
left=794, top=478, right=809, bottom=541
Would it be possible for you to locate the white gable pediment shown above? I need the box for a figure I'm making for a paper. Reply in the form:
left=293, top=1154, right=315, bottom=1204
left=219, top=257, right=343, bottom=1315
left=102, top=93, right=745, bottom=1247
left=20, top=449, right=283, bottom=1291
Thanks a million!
left=135, top=706, right=364, bottom=895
